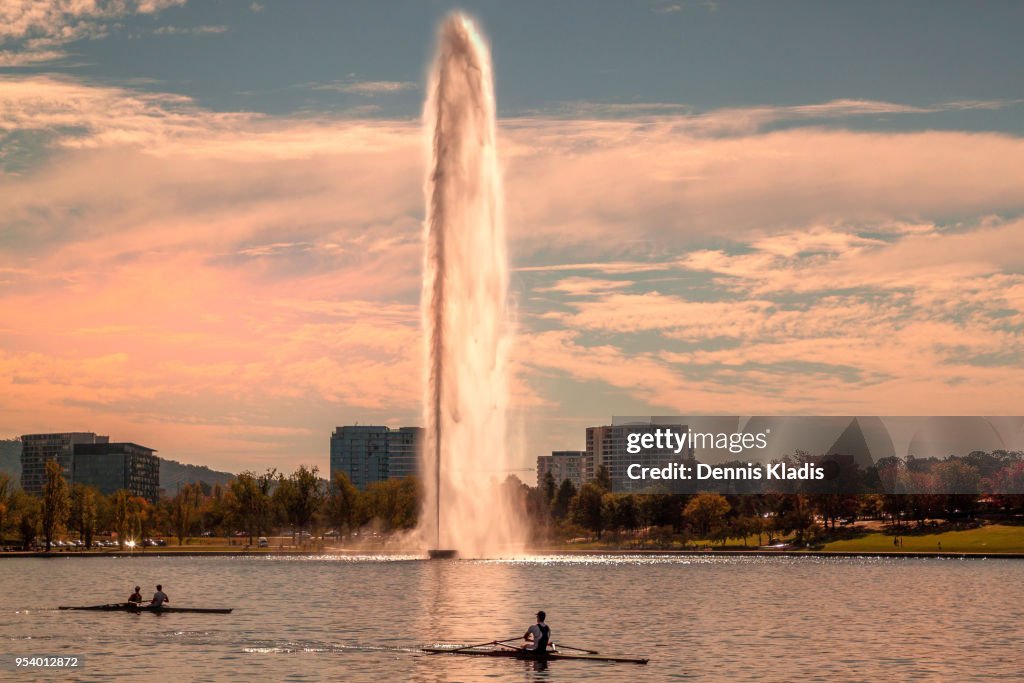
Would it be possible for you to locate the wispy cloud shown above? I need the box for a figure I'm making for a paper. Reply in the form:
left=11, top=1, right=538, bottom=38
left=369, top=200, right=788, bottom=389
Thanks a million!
left=154, top=25, right=229, bottom=36
left=532, top=97, right=1023, bottom=134
left=0, top=0, right=186, bottom=65
left=0, top=49, right=65, bottom=67
left=310, top=80, right=418, bottom=95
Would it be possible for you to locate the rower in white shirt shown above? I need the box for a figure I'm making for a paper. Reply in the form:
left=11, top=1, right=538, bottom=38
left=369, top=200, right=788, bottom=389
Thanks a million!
left=523, top=611, right=552, bottom=652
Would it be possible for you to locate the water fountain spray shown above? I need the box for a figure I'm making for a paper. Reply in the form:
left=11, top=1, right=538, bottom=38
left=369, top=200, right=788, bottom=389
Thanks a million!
left=420, top=14, right=524, bottom=558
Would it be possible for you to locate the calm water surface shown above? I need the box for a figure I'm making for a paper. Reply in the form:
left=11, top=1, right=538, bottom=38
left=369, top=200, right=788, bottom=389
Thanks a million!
left=0, top=555, right=1021, bottom=681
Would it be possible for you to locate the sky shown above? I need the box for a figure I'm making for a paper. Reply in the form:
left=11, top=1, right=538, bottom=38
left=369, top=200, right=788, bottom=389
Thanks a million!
left=2, top=1, right=1023, bottom=476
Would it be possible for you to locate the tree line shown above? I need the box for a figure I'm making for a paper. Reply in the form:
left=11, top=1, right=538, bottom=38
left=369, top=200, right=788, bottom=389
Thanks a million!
left=0, top=463, right=417, bottom=550
left=511, top=453, right=1024, bottom=548
left=1, top=450, right=1021, bottom=551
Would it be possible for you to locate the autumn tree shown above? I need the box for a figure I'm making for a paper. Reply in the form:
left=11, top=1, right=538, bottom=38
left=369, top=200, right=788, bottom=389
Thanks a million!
left=171, top=484, right=198, bottom=545
left=42, top=460, right=70, bottom=551
left=69, top=484, right=99, bottom=548
left=15, top=491, right=41, bottom=550
left=110, top=490, right=130, bottom=548
left=128, top=496, right=151, bottom=547
left=201, top=483, right=230, bottom=535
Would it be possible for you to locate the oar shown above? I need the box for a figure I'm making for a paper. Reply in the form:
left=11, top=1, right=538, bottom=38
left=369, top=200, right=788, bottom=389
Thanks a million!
left=429, top=637, right=520, bottom=655
left=553, top=643, right=600, bottom=655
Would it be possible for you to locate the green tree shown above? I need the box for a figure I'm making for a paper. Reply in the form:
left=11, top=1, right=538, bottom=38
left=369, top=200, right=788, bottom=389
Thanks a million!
left=775, top=494, right=815, bottom=544
left=736, top=496, right=766, bottom=545
left=0, top=473, right=10, bottom=545
left=361, top=477, right=419, bottom=531
left=743, top=514, right=765, bottom=547
left=571, top=483, right=606, bottom=539
left=42, top=460, right=70, bottom=551
left=326, top=472, right=360, bottom=540
left=230, top=469, right=276, bottom=544
left=551, top=479, right=577, bottom=520
left=614, top=494, right=639, bottom=536
left=523, top=484, right=551, bottom=540
left=594, top=465, right=612, bottom=493
left=231, top=473, right=262, bottom=544
left=288, top=465, right=325, bottom=536
left=641, top=494, right=686, bottom=533
left=542, top=471, right=557, bottom=505
left=683, top=492, right=730, bottom=539
left=601, top=493, right=620, bottom=537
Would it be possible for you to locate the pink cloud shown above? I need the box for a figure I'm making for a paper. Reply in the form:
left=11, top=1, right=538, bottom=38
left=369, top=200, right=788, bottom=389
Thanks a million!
left=3, top=75, right=1024, bottom=469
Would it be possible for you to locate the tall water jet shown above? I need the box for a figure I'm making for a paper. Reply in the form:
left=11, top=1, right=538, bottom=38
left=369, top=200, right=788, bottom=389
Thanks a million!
left=420, top=14, right=523, bottom=558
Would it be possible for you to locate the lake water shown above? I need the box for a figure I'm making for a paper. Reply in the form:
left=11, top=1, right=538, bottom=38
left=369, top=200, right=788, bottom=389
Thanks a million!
left=0, top=555, right=1021, bottom=681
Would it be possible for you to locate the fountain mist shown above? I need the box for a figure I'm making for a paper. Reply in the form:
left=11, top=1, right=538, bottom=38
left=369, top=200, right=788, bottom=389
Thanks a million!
left=419, top=14, right=524, bottom=558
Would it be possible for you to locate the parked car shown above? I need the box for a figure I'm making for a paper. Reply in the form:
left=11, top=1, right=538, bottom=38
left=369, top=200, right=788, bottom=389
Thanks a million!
left=258, top=537, right=269, bottom=548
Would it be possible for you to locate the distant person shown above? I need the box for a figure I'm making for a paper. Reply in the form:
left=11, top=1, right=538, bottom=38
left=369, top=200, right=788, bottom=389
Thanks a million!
left=128, top=586, right=143, bottom=604
left=151, top=585, right=169, bottom=608
left=523, top=611, right=552, bottom=652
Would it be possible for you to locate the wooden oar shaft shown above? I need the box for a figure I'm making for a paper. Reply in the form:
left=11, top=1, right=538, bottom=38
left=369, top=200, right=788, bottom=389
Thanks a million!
left=429, top=637, right=520, bottom=655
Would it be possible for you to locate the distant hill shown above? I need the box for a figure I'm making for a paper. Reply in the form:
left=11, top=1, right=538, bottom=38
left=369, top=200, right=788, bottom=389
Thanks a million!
left=160, top=458, right=235, bottom=493
left=0, top=440, right=233, bottom=493
left=0, top=439, right=20, bottom=486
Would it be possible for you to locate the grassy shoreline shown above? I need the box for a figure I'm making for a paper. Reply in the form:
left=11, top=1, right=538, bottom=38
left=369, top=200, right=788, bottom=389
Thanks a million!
left=4, top=524, right=1022, bottom=558
left=546, top=523, right=1024, bottom=554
